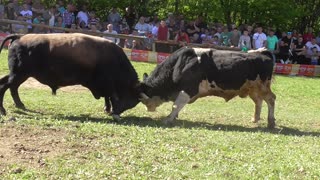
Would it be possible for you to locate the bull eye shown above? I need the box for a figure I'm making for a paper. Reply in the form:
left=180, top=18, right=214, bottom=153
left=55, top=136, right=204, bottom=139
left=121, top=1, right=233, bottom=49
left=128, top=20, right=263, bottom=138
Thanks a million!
left=210, top=84, right=215, bottom=88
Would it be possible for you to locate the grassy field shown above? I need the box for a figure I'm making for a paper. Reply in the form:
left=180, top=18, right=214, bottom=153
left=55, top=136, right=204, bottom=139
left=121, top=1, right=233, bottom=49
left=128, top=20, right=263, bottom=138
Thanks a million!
left=0, top=49, right=320, bottom=179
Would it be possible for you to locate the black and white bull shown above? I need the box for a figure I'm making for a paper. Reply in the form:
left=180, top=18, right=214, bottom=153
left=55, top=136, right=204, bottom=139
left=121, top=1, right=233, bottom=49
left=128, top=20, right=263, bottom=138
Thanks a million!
left=0, top=33, right=143, bottom=119
left=140, top=47, right=276, bottom=128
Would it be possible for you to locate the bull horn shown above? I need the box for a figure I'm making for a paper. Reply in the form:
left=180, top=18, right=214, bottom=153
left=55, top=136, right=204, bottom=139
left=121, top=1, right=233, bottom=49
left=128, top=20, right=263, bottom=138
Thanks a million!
left=140, top=93, right=150, bottom=99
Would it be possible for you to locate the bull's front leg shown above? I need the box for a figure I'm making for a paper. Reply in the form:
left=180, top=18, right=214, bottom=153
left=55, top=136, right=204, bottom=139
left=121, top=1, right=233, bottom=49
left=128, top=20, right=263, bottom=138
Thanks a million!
left=104, top=97, right=112, bottom=115
left=163, top=91, right=190, bottom=125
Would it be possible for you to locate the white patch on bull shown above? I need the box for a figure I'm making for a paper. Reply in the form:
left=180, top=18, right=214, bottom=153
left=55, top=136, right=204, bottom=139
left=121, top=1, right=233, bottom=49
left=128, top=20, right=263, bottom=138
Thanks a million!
left=141, top=96, right=165, bottom=112
left=192, top=47, right=212, bottom=58
left=247, top=47, right=267, bottom=53
left=163, top=91, right=191, bottom=124
left=197, top=56, right=201, bottom=63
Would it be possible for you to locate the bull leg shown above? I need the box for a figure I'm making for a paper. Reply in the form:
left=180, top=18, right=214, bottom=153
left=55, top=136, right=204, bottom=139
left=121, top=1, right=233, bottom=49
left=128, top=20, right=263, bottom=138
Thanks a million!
left=163, top=91, right=190, bottom=124
left=9, top=75, right=28, bottom=109
left=263, top=91, right=276, bottom=129
left=110, top=94, right=121, bottom=121
left=0, top=75, right=10, bottom=115
left=249, top=93, right=263, bottom=123
left=104, top=97, right=112, bottom=114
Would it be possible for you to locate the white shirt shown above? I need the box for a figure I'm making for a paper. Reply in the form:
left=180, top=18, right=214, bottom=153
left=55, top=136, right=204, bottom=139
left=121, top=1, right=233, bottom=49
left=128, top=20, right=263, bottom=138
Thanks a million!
left=152, top=26, right=158, bottom=38
left=305, top=41, right=320, bottom=57
left=20, top=10, right=33, bottom=29
left=77, top=11, right=89, bottom=26
left=253, top=32, right=267, bottom=49
left=134, top=22, right=150, bottom=35
left=103, top=30, right=120, bottom=45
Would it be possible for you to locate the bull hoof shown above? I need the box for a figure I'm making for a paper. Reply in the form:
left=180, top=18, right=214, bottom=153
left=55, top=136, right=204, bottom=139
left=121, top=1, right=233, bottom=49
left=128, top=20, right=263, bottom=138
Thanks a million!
left=112, top=114, right=121, bottom=121
left=251, top=117, right=261, bottom=123
left=162, top=117, right=174, bottom=125
left=15, top=103, right=26, bottom=110
left=267, top=118, right=276, bottom=129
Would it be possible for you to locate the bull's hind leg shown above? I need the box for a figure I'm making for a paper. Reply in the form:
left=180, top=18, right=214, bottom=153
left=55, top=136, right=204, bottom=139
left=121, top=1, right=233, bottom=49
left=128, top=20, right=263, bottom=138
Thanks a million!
left=263, top=90, right=276, bottom=129
left=163, top=91, right=190, bottom=124
left=8, top=74, right=28, bottom=109
left=249, top=92, right=263, bottom=123
left=0, top=75, right=10, bottom=115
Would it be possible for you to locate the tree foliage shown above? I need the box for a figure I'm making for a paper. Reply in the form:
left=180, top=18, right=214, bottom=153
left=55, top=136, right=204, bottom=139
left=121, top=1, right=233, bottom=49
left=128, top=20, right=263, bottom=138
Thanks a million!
left=37, top=0, right=320, bottom=33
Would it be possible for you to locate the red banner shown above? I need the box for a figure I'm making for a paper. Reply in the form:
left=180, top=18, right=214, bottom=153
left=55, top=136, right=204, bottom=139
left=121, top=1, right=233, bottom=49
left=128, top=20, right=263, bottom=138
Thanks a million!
left=0, top=33, right=10, bottom=47
left=274, top=64, right=292, bottom=75
left=157, top=52, right=170, bottom=64
left=298, top=65, right=315, bottom=76
left=131, top=49, right=149, bottom=62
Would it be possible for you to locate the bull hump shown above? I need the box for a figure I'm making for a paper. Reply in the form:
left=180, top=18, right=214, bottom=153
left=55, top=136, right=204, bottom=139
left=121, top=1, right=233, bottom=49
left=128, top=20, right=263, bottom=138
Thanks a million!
left=19, top=34, right=110, bottom=67
left=20, top=33, right=107, bottom=44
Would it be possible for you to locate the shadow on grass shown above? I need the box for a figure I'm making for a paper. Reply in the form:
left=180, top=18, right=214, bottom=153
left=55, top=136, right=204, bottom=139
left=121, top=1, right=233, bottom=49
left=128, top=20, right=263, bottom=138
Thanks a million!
left=9, top=107, right=320, bottom=137
left=45, top=113, right=320, bottom=138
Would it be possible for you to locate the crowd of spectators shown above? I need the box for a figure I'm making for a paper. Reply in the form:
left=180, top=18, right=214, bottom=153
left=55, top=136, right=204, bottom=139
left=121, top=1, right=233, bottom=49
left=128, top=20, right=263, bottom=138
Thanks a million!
left=0, top=0, right=320, bottom=65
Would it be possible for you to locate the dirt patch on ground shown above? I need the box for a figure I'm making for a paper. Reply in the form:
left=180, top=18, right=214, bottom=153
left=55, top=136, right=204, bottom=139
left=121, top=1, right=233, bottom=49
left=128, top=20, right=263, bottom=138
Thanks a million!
left=20, top=77, right=88, bottom=92
left=0, top=123, right=68, bottom=173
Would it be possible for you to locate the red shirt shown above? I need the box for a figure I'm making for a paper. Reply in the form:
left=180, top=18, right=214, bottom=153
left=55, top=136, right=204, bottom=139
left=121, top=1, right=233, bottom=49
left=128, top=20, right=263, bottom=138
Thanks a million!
left=177, top=33, right=190, bottom=43
left=302, top=33, right=314, bottom=44
left=157, top=25, right=168, bottom=41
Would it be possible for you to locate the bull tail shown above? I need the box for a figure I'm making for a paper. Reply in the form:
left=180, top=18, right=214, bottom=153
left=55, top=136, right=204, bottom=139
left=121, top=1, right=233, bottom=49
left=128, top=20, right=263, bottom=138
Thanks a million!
left=0, top=34, right=23, bottom=54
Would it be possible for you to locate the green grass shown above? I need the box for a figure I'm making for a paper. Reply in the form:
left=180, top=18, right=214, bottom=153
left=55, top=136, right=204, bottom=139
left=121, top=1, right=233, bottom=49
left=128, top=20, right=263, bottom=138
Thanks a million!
left=0, top=49, right=320, bottom=179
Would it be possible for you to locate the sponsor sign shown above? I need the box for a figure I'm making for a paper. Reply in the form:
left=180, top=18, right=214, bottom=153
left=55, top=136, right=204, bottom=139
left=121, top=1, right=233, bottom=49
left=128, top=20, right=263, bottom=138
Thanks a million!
left=274, top=64, right=292, bottom=75
left=157, top=52, right=170, bottom=64
left=298, top=65, right=315, bottom=76
left=131, top=49, right=148, bottom=62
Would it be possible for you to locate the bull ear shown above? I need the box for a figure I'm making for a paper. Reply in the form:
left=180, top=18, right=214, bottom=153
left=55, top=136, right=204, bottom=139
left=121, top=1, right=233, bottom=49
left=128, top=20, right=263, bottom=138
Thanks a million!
left=143, top=73, right=149, bottom=81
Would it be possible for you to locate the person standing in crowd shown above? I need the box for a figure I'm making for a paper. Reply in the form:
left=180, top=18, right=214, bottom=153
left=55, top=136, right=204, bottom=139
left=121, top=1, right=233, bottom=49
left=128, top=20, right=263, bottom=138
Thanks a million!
left=292, top=36, right=306, bottom=64
left=305, top=38, right=320, bottom=65
left=57, top=0, right=65, bottom=15
left=266, top=29, right=279, bottom=62
left=175, top=29, right=190, bottom=47
left=238, top=29, right=252, bottom=51
left=252, top=25, right=267, bottom=49
left=53, top=16, right=65, bottom=33
left=123, top=6, right=137, bottom=33
left=151, top=21, right=159, bottom=39
left=20, top=3, right=32, bottom=33
left=77, top=4, right=89, bottom=29
left=157, top=20, right=169, bottom=41
left=103, top=23, right=120, bottom=45
left=302, top=27, right=314, bottom=44
left=32, top=0, right=45, bottom=19
left=134, top=16, right=150, bottom=36
left=167, top=18, right=178, bottom=40
left=107, top=7, right=121, bottom=33
left=220, top=26, right=230, bottom=46
left=186, top=20, right=200, bottom=41
left=0, top=0, right=10, bottom=32
left=62, top=3, right=75, bottom=28
left=229, top=27, right=240, bottom=47
left=278, top=32, right=294, bottom=64
left=12, top=14, right=27, bottom=33
left=88, top=11, right=100, bottom=27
